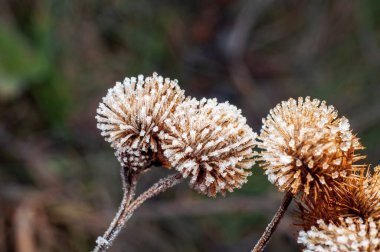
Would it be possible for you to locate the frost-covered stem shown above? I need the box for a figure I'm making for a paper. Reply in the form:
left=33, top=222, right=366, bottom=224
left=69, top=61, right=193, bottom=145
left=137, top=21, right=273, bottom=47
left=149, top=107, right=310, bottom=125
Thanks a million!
left=125, top=172, right=183, bottom=219
left=93, top=172, right=183, bottom=252
left=252, top=192, right=293, bottom=252
left=93, top=167, right=138, bottom=252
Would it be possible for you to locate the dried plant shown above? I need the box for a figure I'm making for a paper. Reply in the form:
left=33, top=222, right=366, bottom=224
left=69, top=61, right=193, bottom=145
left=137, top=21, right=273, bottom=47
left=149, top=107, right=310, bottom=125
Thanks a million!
left=93, top=73, right=256, bottom=251
left=95, top=84, right=376, bottom=252
left=252, top=97, right=366, bottom=252
left=161, top=98, right=256, bottom=197
left=93, top=73, right=186, bottom=251
left=297, top=217, right=380, bottom=252
left=255, top=97, right=364, bottom=199
left=333, top=167, right=380, bottom=221
left=96, top=72, right=185, bottom=171
left=297, top=166, right=380, bottom=227
left=296, top=166, right=380, bottom=251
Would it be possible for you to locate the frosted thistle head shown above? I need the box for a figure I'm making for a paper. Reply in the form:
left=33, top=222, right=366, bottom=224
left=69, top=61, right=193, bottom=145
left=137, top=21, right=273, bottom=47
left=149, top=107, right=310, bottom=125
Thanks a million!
left=161, top=98, right=256, bottom=197
left=255, top=97, right=364, bottom=199
left=297, top=217, right=380, bottom=252
left=96, top=73, right=185, bottom=171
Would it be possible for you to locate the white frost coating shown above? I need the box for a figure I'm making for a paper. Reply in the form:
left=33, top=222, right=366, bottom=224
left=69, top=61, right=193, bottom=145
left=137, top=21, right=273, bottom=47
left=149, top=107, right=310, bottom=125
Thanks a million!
left=95, top=72, right=185, bottom=168
left=96, top=236, right=109, bottom=246
left=280, top=154, right=293, bottom=165
left=96, top=72, right=185, bottom=152
left=162, top=97, right=256, bottom=197
left=298, top=217, right=380, bottom=252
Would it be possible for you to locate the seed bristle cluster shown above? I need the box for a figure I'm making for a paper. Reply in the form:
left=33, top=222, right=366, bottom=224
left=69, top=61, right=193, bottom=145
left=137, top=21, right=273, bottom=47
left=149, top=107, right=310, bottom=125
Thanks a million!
left=161, top=98, right=256, bottom=196
left=298, top=217, right=380, bottom=252
left=297, top=166, right=380, bottom=251
left=96, top=73, right=185, bottom=170
left=335, top=169, right=380, bottom=221
left=255, top=97, right=364, bottom=199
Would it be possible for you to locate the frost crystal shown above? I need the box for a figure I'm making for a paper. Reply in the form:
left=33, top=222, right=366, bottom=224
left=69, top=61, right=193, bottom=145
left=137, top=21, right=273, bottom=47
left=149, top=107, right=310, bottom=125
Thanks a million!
left=96, top=236, right=109, bottom=246
left=298, top=217, right=380, bottom=252
left=255, top=97, right=364, bottom=198
left=161, top=98, right=256, bottom=197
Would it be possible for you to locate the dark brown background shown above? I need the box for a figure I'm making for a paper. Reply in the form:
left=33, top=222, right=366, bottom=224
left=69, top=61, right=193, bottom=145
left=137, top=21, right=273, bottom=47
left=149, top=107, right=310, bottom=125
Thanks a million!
left=1, top=0, right=380, bottom=251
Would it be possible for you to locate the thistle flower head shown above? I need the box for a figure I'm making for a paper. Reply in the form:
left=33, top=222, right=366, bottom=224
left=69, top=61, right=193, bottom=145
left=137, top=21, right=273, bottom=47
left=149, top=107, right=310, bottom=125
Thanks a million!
left=298, top=217, right=380, bottom=252
left=161, top=98, right=256, bottom=197
left=296, top=194, right=340, bottom=231
left=96, top=73, right=185, bottom=170
left=256, top=97, right=364, bottom=198
left=334, top=166, right=380, bottom=221
left=296, top=165, right=380, bottom=231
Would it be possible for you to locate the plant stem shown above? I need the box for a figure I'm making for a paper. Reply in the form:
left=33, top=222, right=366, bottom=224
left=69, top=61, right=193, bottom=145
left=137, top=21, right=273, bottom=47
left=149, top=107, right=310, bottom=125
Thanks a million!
left=251, top=192, right=293, bottom=252
left=93, top=172, right=183, bottom=252
left=93, top=167, right=138, bottom=252
left=124, top=173, right=183, bottom=219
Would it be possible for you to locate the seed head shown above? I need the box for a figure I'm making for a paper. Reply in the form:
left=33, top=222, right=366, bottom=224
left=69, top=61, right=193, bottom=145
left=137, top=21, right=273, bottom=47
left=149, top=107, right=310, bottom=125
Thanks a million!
left=334, top=167, right=380, bottom=221
left=161, top=98, right=256, bottom=197
left=298, top=217, right=380, bottom=252
left=256, top=97, right=364, bottom=198
left=96, top=73, right=185, bottom=170
left=297, top=166, right=380, bottom=231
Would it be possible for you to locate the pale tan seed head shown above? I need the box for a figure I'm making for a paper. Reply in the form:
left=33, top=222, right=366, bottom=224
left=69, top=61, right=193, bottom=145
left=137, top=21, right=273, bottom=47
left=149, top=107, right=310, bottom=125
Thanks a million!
left=161, top=98, right=256, bottom=197
left=96, top=72, right=185, bottom=171
left=298, top=217, right=380, bottom=252
left=256, top=97, right=364, bottom=199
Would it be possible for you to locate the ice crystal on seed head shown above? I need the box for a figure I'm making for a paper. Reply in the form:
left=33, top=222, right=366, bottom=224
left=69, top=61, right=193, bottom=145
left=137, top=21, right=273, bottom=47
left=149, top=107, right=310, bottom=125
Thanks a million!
left=298, top=217, right=380, bottom=252
left=96, top=73, right=185, bottom=170
left=255, top=97, right=364, bottom=198
left=161, top=98, right=256, bottom=197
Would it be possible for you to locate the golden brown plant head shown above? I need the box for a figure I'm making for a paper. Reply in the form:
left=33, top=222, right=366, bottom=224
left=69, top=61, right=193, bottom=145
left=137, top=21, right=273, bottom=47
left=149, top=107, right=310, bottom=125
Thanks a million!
left=96, top=73, right=185, bottom=171
left=298, top=217, right=380, bottom=252
left=295, top=194, right=340, bottom=231
left=161, top=98, right=256, bottom=197
left=333, top=166, right=380, bottom=221
left=296, top=166, right=380, bottom=230
left=255, top=97, right=364, bottom=198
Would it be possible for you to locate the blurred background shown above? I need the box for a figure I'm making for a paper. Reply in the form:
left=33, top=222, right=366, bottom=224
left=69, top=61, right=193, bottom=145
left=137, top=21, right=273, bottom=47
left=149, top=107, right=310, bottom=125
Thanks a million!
left=1, top=0, right=380, bottom=251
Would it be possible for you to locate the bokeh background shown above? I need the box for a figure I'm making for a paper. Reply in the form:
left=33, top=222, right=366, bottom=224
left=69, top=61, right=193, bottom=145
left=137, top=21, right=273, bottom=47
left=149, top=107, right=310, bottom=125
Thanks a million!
left=1, top=0, right=380, bottom=251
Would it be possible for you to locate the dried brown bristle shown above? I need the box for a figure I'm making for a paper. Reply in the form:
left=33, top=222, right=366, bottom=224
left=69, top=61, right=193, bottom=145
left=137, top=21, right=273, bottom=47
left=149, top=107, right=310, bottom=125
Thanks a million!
left=296, top=166, right=380, bottom=229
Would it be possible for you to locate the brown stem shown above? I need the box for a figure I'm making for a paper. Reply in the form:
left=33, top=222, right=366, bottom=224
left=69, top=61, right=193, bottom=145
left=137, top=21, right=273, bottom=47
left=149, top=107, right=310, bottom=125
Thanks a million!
left=93, top=172, right=183, bottom=252
left=125, top=173, right=183, bottom=218
left=251, top=192, right=293, bottom=252
left=93, top=167, right=138, bottom=252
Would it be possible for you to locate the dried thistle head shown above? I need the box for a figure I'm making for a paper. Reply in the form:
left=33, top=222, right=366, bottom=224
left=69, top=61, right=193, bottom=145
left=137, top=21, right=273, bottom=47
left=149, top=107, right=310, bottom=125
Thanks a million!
left=161, top=98, right=256, bottom=197
left=333, top=166, right=380, bottom=221
left=255, top=97, right=364, bottom=199
left=298, top=217, right=380, bottom=252
left=296, top=165, right=380, bottom=231
left=295, top=194, right=340, bottom=231
left=96, top=73, right=185, bottom=171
